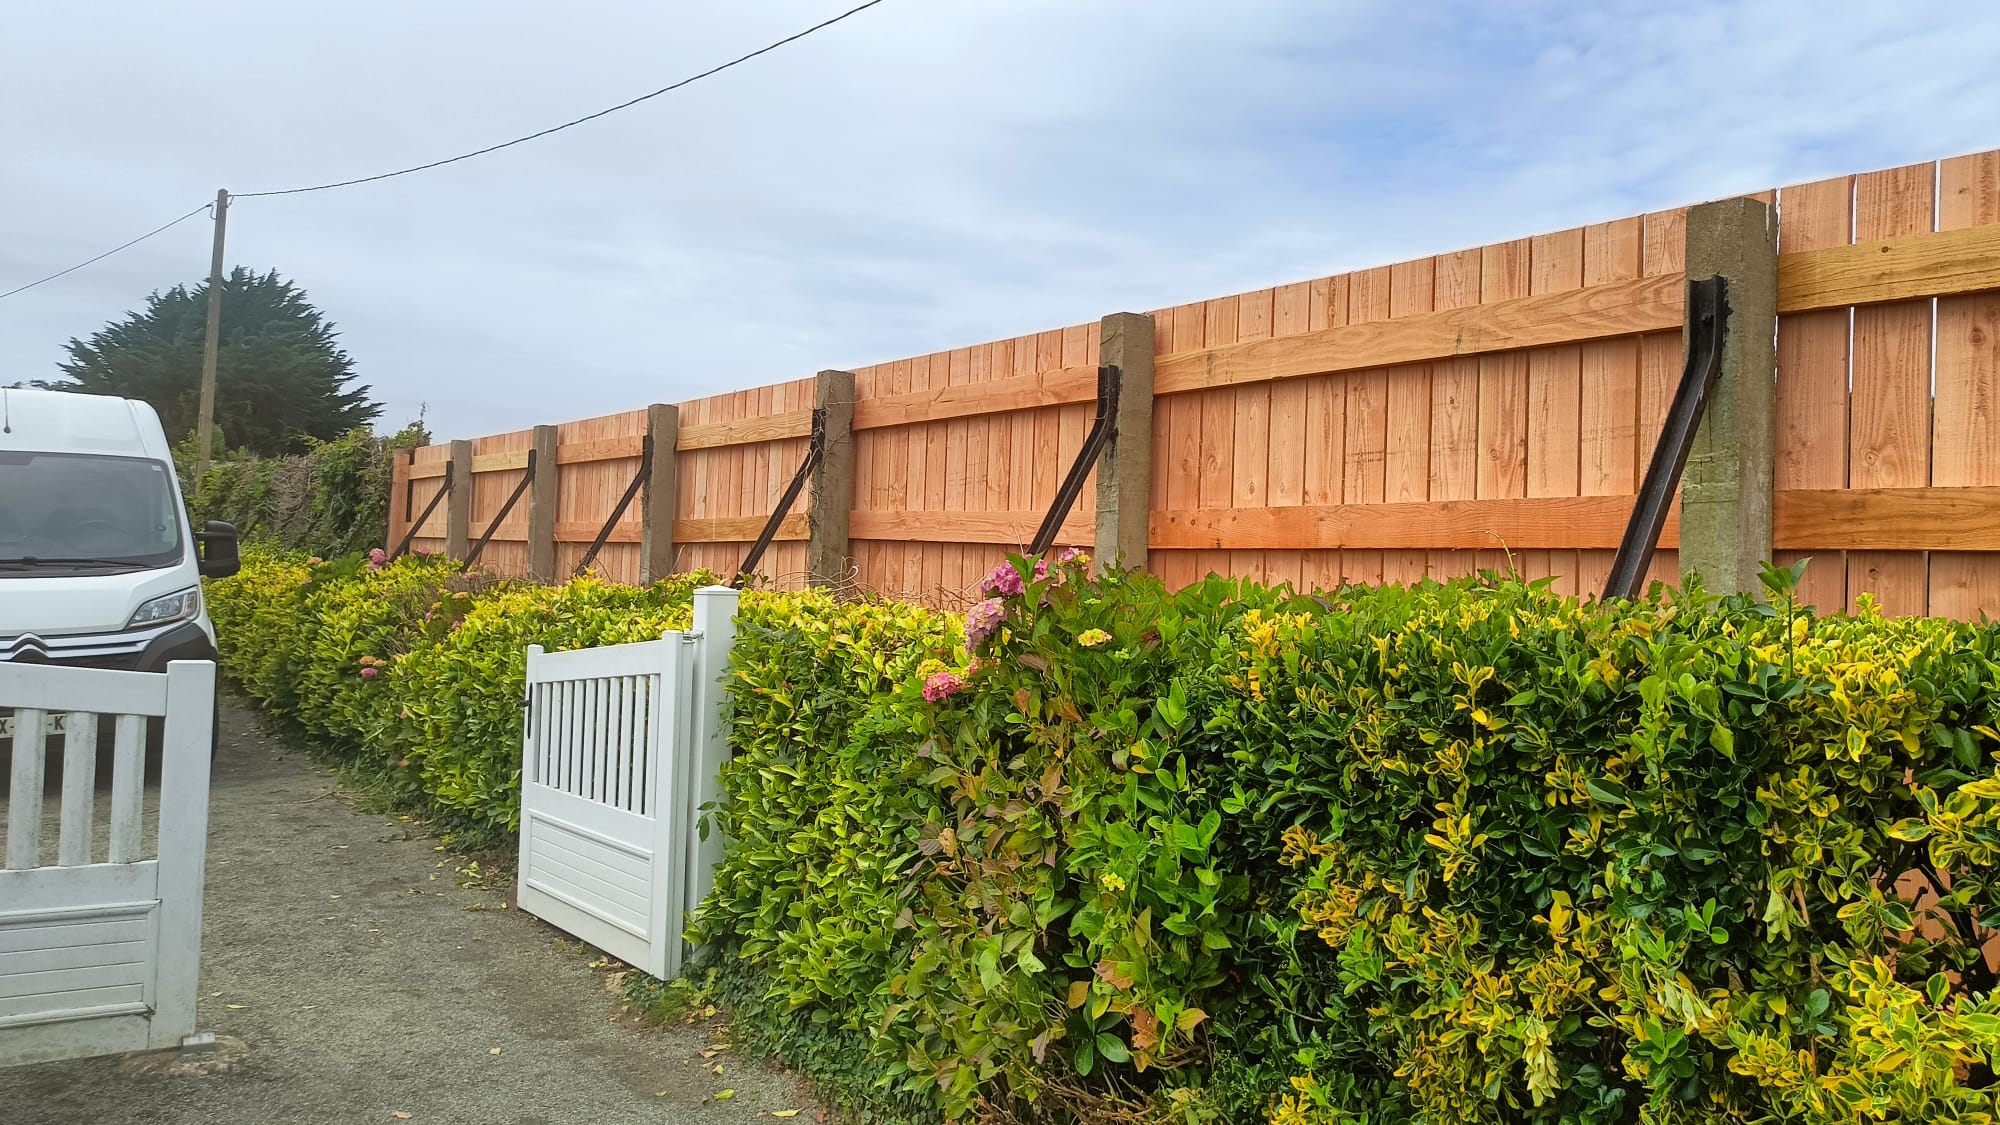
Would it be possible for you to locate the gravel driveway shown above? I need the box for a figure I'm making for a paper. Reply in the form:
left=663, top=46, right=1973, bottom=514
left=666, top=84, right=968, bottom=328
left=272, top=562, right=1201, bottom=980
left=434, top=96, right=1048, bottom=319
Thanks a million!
left=2, top=701, right=812, bottom=1125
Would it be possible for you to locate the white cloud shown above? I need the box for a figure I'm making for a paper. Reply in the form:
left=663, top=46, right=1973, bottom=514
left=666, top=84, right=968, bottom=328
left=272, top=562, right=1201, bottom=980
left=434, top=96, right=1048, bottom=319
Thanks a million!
left=2, top=0, right=1995, bottom=436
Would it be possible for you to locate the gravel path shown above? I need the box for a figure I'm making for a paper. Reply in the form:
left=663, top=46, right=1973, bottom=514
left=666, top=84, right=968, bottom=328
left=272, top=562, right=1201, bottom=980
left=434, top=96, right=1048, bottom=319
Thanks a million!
left=2, top=701, right=813, bottom=1125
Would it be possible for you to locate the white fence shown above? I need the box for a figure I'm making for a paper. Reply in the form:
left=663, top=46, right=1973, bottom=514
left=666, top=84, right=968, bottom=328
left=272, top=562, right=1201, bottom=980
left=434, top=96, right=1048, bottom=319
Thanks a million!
left=0, top=660, right=215, bottom=1068
left=516, top=586, right=736, bottom=980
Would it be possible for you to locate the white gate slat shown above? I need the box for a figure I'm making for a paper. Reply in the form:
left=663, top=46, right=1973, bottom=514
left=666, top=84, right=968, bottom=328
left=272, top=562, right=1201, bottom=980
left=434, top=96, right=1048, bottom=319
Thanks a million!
left=58, top=714, right=98, bottom=868
left=686, top=588, right=740, bottom=923
left=106, top=714, right=146, bottom=865
left=608, top=677, right=628, bottom=812
left=6, top=708, right=46, bottom=871
left=140, top=661, right=214, bottom=1049
left=589, top=679, right=608, bottom=804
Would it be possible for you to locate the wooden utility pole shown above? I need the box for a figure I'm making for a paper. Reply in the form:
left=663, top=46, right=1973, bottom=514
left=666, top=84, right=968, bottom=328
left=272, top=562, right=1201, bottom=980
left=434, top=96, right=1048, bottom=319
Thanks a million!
left=194, top=188, right=229, bottom=479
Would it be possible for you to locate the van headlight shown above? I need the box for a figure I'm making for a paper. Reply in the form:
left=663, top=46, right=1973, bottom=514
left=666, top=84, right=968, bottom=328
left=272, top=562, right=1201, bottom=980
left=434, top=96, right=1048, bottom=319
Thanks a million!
left=128, top=588, right=202, bottom=629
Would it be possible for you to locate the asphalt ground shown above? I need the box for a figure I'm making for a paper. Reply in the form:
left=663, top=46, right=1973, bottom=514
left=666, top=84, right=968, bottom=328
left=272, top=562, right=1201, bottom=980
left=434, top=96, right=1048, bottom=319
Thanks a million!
left=1, top=700, right=816, bottom=1125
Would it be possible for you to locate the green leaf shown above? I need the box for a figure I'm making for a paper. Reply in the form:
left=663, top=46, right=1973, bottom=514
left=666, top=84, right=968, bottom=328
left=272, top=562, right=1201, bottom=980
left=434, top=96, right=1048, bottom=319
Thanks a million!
left=1584, top=778, right=1629, bottom=806
left=1095, top=1033, right=1130, bottom=1064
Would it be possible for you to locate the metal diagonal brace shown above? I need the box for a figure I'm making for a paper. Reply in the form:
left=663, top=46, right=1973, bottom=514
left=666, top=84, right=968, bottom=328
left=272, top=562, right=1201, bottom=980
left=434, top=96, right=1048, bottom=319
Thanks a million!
left=391, top=461, right=452, bottom=559
left=574, top=436, right=653, bottom=577
left=462, top=449, right=537, bottom=570
left=1601, top=275, right=1729, bottom=601
left=733, top=408, right=826, bottom=588
left=1028, top=365, right=1121, bottom=557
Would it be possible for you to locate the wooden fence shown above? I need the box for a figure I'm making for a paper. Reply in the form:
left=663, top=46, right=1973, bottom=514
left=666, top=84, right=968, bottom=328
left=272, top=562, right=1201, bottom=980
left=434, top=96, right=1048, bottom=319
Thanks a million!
left=388, top=148, right=2000, bottom=619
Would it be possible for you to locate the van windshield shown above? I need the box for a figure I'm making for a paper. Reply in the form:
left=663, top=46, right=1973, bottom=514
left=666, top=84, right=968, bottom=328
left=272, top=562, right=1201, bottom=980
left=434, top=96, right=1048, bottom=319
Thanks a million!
left=0, top=452, right=185, bottom=576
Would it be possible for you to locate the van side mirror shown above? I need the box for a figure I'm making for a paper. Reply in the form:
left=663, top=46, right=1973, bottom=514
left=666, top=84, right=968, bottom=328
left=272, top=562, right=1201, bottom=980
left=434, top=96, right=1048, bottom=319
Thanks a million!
left=197, top=521, right=240, bottom=579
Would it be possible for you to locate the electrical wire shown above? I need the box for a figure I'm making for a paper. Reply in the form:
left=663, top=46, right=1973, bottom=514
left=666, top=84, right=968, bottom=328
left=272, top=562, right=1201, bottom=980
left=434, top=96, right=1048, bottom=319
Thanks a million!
left=0, top=1, right=890, bottom=300
left=0, top=202, right=211, bottom=302
left=234, top=0, right=887, bottom=198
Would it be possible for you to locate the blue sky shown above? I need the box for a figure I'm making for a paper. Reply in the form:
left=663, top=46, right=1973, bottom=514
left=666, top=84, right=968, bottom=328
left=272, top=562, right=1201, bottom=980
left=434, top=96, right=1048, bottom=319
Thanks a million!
left=3, top=0, right=1996, bottom=437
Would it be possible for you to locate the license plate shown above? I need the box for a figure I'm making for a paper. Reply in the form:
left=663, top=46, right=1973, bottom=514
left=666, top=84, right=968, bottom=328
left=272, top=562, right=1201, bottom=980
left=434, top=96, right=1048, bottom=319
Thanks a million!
left=0, top=712, right=69, bottom=739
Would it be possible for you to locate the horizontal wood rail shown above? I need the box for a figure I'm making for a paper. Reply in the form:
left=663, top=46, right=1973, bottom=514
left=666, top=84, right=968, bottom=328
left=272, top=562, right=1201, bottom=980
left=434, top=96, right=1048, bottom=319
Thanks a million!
left=676, top=409, right=814, bottom=451
left=1778, top=224, right=2000, bottom=313
left=554, top=435, right=646, bottom=465
left=674, top=513, right=809, bottom=544
left=854, top=365, right=1100, bottom=430
left=1150, top=486, right=2000, bottom=554
left=1773, top=486, right=2000, bottom=551
left=407, top=460, right=450, bottom=480
left=470, top=450, right=531, bottom=473
left=554, top=519, right=639, bottom=545
left=1154, top=273, right=1685, bottom=396
left=1151, top=496, right=1672, bottom=552
left=850, top=509, right=1093, bottom=546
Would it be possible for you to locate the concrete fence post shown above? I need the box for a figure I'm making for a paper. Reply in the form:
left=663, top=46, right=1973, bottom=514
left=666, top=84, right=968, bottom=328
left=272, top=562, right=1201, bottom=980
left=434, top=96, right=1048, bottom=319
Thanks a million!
left=640, top=404, right=680, bottom=584
left=1094, top=312, right=1156, bottom=571
left=1679, top=197, right=1779, bottom=596
left=444, top=439, right=473, bottom=560
left=526, top=424, right=560, bottom=582
left=808, top=370, right=856, bottom=588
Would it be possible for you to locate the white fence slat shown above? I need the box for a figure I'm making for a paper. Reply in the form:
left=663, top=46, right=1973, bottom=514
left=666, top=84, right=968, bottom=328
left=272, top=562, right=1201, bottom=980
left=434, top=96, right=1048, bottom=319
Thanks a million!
left=107, top=714, right=146, bottom=864
left=524, top=646, right=545, bottom=787
left=6, top=708, right=46, bottom=871
left=57, top=714, right=98, bottom=868
left=146, top=661, right=214, bottom=1047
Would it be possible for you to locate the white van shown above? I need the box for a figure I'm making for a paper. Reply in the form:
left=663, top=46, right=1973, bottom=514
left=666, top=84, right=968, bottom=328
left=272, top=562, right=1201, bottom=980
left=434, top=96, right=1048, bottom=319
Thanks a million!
left=0, top=387, right=238, bottom=672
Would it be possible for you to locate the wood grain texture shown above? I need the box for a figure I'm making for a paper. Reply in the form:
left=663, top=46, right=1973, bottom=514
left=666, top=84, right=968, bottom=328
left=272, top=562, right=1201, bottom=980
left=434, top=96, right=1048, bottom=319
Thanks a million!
left=1478, top=240, right=1532, bottom=500
left=1773, top=487, right=2000, bottom=551
left=1148, top=495, right=1674, bottom=551
left=850, top=509, right=1091, bottom=547
left=1772, top=172, right=1855, bottom=613
left=1931, top=150, right=2000, bottom=619
left=675, top=409, right=814, bottom=451
left=554, top=435, right=647, bottom=465
left=1778, top=222, right=2000, bottom=312
left=1847, top=161, right=1936, bottom=616
left=1154, top=271, right=1683, bottom=395
left=671, top=513, right=808, bottom=544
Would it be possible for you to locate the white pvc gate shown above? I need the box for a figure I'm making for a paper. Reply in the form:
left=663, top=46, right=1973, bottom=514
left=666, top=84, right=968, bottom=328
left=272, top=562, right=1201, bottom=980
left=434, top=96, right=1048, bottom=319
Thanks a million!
left=517, top=586, right=735, bottom=980
left=0, top=660, right=215, bottom=1068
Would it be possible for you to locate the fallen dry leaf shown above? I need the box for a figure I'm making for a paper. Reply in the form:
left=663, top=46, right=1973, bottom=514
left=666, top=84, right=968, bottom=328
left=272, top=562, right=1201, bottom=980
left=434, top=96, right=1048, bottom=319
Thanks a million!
left=699, top=1049, right=718, bottom=1060
left=392, top=1114, right=412, bottom=1121
left=772, top=1111, right=803, bottom=1119
left=225, top=1004, right=248, bottom=1011
left=488, top=1048, right=502, bottom=1056
left=713, top=1090, right=736, bottom=1101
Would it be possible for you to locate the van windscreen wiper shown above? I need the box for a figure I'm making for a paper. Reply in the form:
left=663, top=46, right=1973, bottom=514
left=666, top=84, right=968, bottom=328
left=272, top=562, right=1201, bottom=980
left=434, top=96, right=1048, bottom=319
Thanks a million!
left=0, top=556, right=150, bottom=571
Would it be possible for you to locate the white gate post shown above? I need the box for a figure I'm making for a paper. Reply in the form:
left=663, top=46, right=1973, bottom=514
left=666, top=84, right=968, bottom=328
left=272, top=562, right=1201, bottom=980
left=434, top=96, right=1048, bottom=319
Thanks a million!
left=150, top=660, right=216, bottom=1047
left=685, top=586, right=740, bottom=941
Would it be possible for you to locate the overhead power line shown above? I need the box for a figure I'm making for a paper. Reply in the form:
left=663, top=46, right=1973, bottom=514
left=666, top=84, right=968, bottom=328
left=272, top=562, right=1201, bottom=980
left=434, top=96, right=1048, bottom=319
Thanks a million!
left=235, top=0, right=887, bottom=198
left=0, top=0, right=890, bottom=301
left=0, top=203, right=211, bottom=302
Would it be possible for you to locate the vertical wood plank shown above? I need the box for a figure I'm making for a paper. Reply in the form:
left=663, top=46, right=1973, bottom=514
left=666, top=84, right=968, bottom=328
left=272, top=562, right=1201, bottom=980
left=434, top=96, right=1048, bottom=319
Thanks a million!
left=1848, top=161, right=1936, bottom=617
left=1576, top=217, right=1643, bottom=597
left=1384, top=257, right=1436, bottom=584
left=1233, top=289, right=1274, bottom=581
left=1527, top=228, right=1585, bottom=595
left=1930, top=150, right=2000, bottom=620
left=1773, top=173, right=1855, bottom=612
left=150, top=660, right=216, bottom=1045
left=1477, top=240, right=1531, bottom=502
left=1429, top=249, right=1481, bottom=580
left=1266, top=281, right=1314, bottom=588
left=1344, top=267, right=1392, bottom=585
left=1639, top=206, right=1688, bottom=589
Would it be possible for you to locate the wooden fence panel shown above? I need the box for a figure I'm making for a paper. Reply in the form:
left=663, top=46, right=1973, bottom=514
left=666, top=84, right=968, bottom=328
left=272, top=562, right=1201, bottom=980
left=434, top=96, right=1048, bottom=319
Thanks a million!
left=466, top=429, right=535, bottom=576
left=403, top=443, right=452, bottom=556
left=388, top=147, right=2000, bottom=621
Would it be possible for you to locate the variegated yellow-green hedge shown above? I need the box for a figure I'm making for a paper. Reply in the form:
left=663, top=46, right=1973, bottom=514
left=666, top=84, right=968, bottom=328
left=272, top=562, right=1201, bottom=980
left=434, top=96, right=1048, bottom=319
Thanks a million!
left=210, top=547, right=2000, bottom=1124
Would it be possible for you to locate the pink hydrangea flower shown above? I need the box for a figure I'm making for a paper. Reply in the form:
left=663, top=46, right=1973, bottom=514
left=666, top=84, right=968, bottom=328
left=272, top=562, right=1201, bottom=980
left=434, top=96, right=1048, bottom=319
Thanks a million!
left=983, top=563, right=1025, bottom=598
left=359, top=666, right=379, bottom=679
left=1058, top=547, right=1087, bottom=564
left=1033, top=557, right=1049, bottom=580
left=965, top=597, right=1006, bottom=650
left=922, top=672, right=966, bottom=703
left=368, top=548, right=388, bottom=565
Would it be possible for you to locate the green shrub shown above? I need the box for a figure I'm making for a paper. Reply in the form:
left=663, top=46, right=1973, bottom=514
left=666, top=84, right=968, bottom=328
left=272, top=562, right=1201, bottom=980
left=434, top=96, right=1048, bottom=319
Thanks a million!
left=185, top=423, right=426, bottom=558
left=208, top=544, right=2000, bottom=1123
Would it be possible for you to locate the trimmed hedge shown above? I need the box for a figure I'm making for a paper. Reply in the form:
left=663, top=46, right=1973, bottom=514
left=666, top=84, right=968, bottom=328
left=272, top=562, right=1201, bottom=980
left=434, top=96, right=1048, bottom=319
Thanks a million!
left=208, top=548, right=2000, bottom=1123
